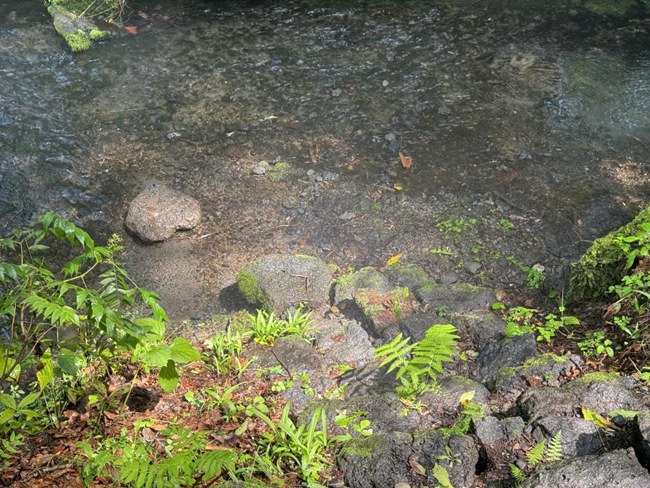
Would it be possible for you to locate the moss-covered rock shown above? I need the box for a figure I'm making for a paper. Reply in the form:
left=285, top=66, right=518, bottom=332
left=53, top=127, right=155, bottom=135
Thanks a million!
left=48, top=3, right=110, bottom=52
left=570, top=203, right=650, bottom=300
left=236, top=254, right=332, bottom=314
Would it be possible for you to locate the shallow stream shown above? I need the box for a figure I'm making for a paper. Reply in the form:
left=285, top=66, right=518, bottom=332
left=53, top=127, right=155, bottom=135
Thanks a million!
left=1, top=0, right=649, bottom=318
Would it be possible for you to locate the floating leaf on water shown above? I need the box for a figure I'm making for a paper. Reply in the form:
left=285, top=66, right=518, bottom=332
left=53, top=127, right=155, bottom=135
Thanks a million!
left=399, top=151, right=413, bottom=169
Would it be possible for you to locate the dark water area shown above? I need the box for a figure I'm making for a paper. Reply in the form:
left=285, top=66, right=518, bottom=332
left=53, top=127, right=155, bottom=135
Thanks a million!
left=1, top=0, right=649, bottom=317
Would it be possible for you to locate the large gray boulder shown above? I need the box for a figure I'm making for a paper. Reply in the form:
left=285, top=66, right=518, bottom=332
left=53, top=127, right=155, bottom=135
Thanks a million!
left=125, top=182, right=201, bottom=243
left=521, top=448, right=650, bottom=487
left=237, top=254, right=331, bottom=313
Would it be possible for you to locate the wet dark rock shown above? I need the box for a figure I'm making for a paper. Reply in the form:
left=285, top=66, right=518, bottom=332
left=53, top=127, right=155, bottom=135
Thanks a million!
left=520, top=448, right=650, bottom=488
left=420, top=376, right=492, bottom=414
left=313, top=318, right=375, bottom=369
left=236, top=254, right=331, bottom=313
left=384, top=263, right=433, bottom=294
left=415, top=283, right=495, bottom=313
left=412, top=431, right=479, bottom=488
left=339, top=430, right=478, bottom=488
left=450, top=312, right=507, bottom=351
left=494, top=353, right=582, bottom=400
left=532, top=416, right=602, bottom=456
left=518, top=375, right=645, bottom=421
left=332, top=267, right=393, bottom=305
left=338, top=432, right=414, bottom=488
left=475, top=415, right=525, bottom=446
left=477, top=334, right=537, bottom=389
left=125, top=182, right=201, bottom=243
left=635, top=411, right=650, bottom=468
left=331, top=391, right=421, bottom=435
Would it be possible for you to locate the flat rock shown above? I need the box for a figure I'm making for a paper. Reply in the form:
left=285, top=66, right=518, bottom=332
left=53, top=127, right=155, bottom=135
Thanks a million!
left=476, top=333, right=538, bottom=389
left=521, top=448, right=650, bottom=488
left=494, top=353, right=582, bottom=400
left=518, top=375, right=645, bottom=421
left=313, top=318, right=375, bottom=369
left=415, top=283, right=495, bottom=313
left=125, top=182, right=201, bottom=242
left=332, top=267, right=393, bottom=305
left=236, top=254, right=331, bottom=313
left=532, top=416, right=603, bottom=456
left=475, top=415, right=525, bottom=446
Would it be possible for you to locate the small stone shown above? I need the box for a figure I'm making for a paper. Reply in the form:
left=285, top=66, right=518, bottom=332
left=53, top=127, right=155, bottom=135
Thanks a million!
left=332, top=88, right=343, bottom=97
left=252, top=166, right=266, bottom=175
left=282, top=197, right=298, bottom=209
left=339, top=211, right=355, bottom=220
left=382, top=80, right=389, bottom=87
left=518, top=151, right=533, bottom=160
left=125, top=182, right=201, bottom=243
left=166, top=131, right=182, bottom=141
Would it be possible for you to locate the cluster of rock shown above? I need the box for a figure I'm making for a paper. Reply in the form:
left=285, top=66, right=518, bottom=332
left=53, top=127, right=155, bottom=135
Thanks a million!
left=235, top=254, right=650, bottom=488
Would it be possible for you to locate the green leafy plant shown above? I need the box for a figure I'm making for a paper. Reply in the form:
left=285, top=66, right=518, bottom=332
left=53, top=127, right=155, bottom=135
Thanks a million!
left=578, top=330, right=614, bottom=358
left=204, top=328, right=251, bottom=375
left=374, top=324, right=459, bottom=398
left=0, top=214, right=195, bottom=434
left=509, top=431, right=562, bottom=486
left=249, top=402, right=334, bottom=485
left=334, top=410, right=372, bottom=438
left=440, top=390, right=484, bottom=437
left=503, top=304, right=579, bottom=344
left=506, top=256, right=546, bottom=290
left=248, top=306, right=314, bottom=346
left=78, top=424, right=237, bottom=487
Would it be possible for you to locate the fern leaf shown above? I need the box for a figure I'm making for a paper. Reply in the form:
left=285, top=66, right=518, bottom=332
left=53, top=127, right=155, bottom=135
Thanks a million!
left=527, top=439, right=545, bottom=466
left=374, top=333, right=414, bottom=374
left=509, top=463, right=526, bottom=486
left=546, top=430, right=563, bottom=462
left=197, top=449, right=237, bottom=481
left=407, top=324, right=458, bottom=380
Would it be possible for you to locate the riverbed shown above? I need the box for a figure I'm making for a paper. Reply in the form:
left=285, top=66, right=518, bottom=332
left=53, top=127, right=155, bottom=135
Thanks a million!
left=1, top=0, right=648, bottom=318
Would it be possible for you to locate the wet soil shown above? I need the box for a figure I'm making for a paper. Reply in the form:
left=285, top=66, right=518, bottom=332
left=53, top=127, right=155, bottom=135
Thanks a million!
left=1, top=0, right=649, bottom=319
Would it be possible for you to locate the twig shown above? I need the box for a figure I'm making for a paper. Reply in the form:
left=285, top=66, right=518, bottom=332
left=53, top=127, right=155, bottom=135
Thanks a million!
left=19, top=463, right=76, bottom=482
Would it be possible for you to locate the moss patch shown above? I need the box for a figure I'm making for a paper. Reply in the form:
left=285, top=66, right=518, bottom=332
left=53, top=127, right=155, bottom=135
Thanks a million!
left=577, top=371, right=620, bottom=384
left=338, top=435, right=388, bottom=459
left=236, top=269, right=271, bottom=311
left=570, top=203, right=650, bottom=300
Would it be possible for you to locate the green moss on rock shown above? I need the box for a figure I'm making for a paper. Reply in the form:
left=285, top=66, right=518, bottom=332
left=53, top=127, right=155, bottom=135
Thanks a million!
left=338, top=435, right=388, bottom=459
left=236, top=269, right=271, bottom=311
left=570, top=203, right=650, bottom=300
left=577, top=371, right=620, bottom=384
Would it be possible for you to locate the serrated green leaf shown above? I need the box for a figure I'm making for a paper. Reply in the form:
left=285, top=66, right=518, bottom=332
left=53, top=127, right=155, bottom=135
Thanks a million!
left=143, top=345, right=172, bottom=367
left=158, top=360, right=180, bottom=392
left=169, top=338, right=200, bottom=364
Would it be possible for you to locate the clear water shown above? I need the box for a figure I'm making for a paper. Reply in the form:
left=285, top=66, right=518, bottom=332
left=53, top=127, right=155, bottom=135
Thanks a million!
left=1, top=0, right=648, bottom=316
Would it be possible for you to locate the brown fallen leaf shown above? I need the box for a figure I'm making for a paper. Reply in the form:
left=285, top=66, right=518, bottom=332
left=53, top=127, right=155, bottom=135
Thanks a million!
left=399, top=151, right=413, bottom=169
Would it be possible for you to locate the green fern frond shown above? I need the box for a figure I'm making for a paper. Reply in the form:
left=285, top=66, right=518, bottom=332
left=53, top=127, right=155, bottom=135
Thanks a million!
left=546, top=430, right=563, bottom=462
left=527, top=439, right=546, bottom=466
left=374, top=333, right=414, bottom=375
left=407, top=324, right=459, bottom=381
left=197, top=449, right=237, bottom=481
left=509, top=463, right=526, bottom=486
